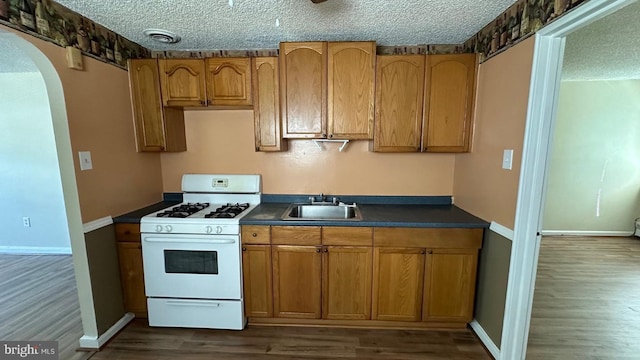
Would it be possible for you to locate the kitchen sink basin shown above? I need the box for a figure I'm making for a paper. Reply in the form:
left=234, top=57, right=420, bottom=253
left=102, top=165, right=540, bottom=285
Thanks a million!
left=281, top=203, right=362, bottom=221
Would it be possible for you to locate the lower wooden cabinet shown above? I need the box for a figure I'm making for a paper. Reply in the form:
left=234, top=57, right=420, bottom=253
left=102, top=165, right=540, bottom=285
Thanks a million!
left=372, top=247, right=425, bottom=321
left=272, top=245, right=322, bottom=319
left=422, top=249, right=478, bottom=322
left=241, top=225, right=482, bottom=328
left=322, top=246, right=372, bottom=320
left=241, top=245, right=273, bottom=318
left=114, top=223, right=147, bottom=318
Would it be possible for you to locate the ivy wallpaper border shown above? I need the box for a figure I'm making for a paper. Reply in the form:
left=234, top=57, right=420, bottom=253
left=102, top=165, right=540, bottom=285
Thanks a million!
left=0, top=0, right=149, bottom=69
left=0, top=0, right=591, bottom=65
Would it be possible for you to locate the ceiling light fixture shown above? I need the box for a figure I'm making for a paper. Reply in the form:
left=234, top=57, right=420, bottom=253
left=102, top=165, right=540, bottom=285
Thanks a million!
left=143, top=29, right=181, bottom=44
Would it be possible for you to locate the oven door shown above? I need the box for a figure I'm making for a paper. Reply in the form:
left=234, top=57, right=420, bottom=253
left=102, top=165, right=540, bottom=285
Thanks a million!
left=141, top=233, right=241, bottom=300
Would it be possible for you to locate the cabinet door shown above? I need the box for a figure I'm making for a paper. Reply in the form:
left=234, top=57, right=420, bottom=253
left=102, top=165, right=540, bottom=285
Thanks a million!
left=322, top=246, right=372, bottom=320
left=327, top=42, right=375, bottom=140
left=373, top=55, right=425, bottom=152
left=372, top=247, right=425, bottom=321
left=422, top=54, right=477, bottom=153
left=252, top=57, right=285, bottom=151
left=272, top=245, right=322, bottom=318
left=422, top=249, right=478, bottom=322
left=242, top=245, right=273, bottom=318
left=117, top=242, right=147, bottom=317
left=128, top=59, right=185, bottom=152
left=158, top=59, right=207, bottom=107
left=206, top=58, right=252, bottom=106
left=280, top=42, right=327, bottom=139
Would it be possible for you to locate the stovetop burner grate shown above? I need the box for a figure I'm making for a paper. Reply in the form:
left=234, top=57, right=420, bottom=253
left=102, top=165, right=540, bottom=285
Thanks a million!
left=204, top=203, right=250, bottom=219
left=156, top=202, right=210, bottom=218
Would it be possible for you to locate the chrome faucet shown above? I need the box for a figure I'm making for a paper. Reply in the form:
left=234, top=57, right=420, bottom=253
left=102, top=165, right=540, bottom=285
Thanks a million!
left=309, top=193, right=331, bottom=204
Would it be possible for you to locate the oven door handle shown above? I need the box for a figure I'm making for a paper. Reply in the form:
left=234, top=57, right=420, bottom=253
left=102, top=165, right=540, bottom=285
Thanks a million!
left=143, top=238, right=236, bottom=245
left=165, top=300, right=221, bottom=307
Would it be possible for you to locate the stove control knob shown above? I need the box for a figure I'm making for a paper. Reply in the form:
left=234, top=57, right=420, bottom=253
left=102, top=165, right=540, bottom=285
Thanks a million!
left=205, top=226, right=213, bottom=234
left=215, top=226, right=223, bottom=234
left=165, top=225, right=173, bottom=233
left=155, top=225, right=163, bottom=232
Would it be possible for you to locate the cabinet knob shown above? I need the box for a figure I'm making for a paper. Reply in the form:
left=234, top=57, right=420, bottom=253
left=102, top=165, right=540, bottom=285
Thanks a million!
left=316, top=247, right=322, bottom=253
left=242, top=247, right=247, bottom=251
left=421, top=249, right=426, bottom=255
left=428, top=250, right=433, bottom=254
left=200, top=100, right=206, bottom=105
left=323, top=247, right=328, bottom=253
left=252, top=233, right=258, bottom=237
left=328, top=134, right=333, bottom=139
left=322, top=133, right=327, bottom=138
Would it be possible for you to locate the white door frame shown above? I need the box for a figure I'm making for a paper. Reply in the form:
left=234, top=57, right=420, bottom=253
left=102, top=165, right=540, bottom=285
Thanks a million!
left=499, top=0, right=638, bottom=359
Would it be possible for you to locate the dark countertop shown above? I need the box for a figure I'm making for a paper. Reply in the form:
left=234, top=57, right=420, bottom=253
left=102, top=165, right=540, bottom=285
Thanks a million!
left=240, top=203, right=489, bottom=228
left=112, top=201, right=180, bottom=224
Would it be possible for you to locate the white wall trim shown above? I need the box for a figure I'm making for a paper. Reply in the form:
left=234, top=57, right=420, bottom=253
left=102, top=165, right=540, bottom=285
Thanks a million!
left=500, top=1, right=637, bottom=360
left=541, top=230, right=633, bottom=237
left=470, top=319, right=500, bottom=359
left=83, top=216, right=113, bottom=234
left=79, top=312, right=134, bottom=349
left=489, top=222, right=514, bottom=241
left=0, top=246, right=72, bottom=255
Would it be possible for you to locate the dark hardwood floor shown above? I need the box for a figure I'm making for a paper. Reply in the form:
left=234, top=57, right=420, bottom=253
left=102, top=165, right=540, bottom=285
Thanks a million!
left=0, top=254, right=93, bottom=360
left=92, top=320, right=491, bottom=359
left=527, top=236, right=640, bottom=359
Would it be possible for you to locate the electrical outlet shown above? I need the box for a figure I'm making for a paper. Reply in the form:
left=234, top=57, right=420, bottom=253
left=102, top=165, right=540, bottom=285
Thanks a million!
left=23, top=217, right=31, bottom=227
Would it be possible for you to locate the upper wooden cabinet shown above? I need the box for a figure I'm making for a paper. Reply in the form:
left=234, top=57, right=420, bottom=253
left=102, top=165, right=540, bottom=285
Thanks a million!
left=280, top=41, right=376, bottom=140
left=158, top=59, right=207, bottom=107
left=373, top=53, right=478, bottom=153
left=373, top=55, right=425, bottom=152
left=252, top=57, right=285, bottom=152
left=128, top=59, right=186, bottom=152
left=327, top=42, right=376, bottom=139
left=206, top=58, right=252, bottom=107
left=422, top=54, right=477, bottom=152
left=280, top=42, right=327, bottom=138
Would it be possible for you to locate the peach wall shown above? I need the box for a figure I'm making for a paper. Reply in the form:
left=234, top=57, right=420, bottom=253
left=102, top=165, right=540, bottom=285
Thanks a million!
left=161, top=110, right=455, bottom=195
left=453, top=37, right=535, bottom=228
left=3, top=25, right=164, bottom=222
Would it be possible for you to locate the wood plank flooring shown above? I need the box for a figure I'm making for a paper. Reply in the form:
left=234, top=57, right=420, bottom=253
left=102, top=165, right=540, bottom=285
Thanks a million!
left=0, top=254, right=93, bottom=360
left=92, top=320, right=491, bottom=359
left=527, top=236, right=640, bottom=360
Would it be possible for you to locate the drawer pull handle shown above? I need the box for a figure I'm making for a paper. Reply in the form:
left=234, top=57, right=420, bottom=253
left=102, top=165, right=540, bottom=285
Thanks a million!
left=252, top=233, right=258, bottom=237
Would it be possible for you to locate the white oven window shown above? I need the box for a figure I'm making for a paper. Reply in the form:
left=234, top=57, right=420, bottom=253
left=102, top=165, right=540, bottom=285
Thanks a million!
left=164, top=250, right=219, bottom=275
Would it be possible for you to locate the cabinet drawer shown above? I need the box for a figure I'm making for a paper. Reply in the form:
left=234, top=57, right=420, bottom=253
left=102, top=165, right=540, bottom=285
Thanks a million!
left=374, top=227, right=482, bottom=249
left=272, top=226, right=321, bottom=245
left=115, top=223, right=141, bottom=242
left=322, top=227, right=372, bottom=246
left=242, top=226, right=271, bottom=244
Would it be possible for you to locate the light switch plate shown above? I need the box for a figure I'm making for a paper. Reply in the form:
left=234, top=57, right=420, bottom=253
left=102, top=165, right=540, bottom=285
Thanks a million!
left=79, top=151, right=93, bottom=171
left=502, top=149, right=514, bottom=170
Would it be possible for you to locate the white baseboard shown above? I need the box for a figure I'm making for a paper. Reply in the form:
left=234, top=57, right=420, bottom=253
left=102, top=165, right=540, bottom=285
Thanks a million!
left=0, top=246, right=72, bottom=255
left=489, top=222, right=514, bottom=241
left=79, top=312, right=134, bottom=349
left=470, top=319, right=500, bottom=359
left=541, top=230, right=634, bottom=237
left=83, top=216, right=113, bottom=234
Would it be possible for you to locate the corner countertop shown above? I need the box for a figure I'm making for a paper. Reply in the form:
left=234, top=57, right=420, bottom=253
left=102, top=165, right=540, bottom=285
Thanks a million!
left=240, top=203, right=488, bottom=228
left=112, top=201, right=180, bottom=224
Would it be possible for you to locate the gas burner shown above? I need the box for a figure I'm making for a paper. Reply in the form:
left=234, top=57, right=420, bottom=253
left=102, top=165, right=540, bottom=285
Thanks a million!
left=204, top=203, right=250, bottom=219
left=156, top=202, right=209, bottom=217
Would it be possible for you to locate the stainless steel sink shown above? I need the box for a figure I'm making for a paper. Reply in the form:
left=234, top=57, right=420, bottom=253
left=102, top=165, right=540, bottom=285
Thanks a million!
left=281, top=203, right=362, bottom=221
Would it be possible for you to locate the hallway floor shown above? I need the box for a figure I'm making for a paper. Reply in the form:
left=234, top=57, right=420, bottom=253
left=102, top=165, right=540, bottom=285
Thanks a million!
left=527, top=236, right=640, bottom=359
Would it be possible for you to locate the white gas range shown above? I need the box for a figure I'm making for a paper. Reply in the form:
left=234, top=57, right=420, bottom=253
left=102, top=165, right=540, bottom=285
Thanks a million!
left=140, top=174, right=261, bottom=330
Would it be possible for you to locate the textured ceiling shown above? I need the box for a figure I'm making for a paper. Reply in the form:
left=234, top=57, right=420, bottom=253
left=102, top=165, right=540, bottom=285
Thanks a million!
left=563, top=1, right=640, bottom=81
left=54, top=0, right=518, bottom=51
